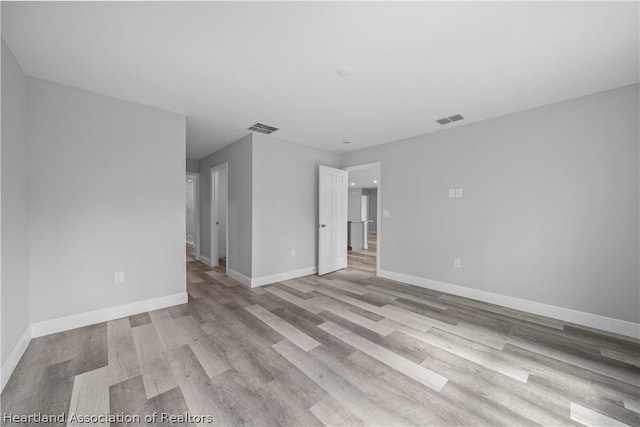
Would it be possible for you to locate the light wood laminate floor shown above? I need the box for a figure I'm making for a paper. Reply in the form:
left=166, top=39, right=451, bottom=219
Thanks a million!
left=2, top=235, right=639, bottom=426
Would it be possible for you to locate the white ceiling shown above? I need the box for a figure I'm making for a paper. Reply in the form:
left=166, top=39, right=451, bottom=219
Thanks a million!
left=2, top=2, right=638, bottom=160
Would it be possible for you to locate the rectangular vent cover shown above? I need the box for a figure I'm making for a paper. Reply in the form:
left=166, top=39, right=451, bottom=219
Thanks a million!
left=436, top=114, right=464, bottom=125
left=248, top=122, right=279, bottom=134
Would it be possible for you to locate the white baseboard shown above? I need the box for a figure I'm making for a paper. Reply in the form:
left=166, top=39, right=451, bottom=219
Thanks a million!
left=251, top=266, right=317, bottom=288
left=227, top=268, right=252, bottom=288
left=1, top=326, right=32, bottom=391
left=31, top=292, right=188, bottom=338
left=378, top=270, right=640, bottom=339
left=199, top=256, right=212, bottom=266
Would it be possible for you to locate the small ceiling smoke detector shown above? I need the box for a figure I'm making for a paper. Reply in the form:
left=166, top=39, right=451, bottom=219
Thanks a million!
left=436, top=114, right=464, bottom=125
left=336, top=66, right=354, bottom=77
left=248, top=122, right=279, bottom=134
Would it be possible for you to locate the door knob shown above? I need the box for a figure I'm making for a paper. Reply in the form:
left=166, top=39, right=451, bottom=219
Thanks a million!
left=320, top=224, right=326, bottom=228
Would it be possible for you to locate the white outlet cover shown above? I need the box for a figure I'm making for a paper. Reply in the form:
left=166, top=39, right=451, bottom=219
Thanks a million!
left=455, top=188, right=462, bottom=198
left=454, top=259, right=461, bottom=268
left=448, top=189, right=455, bottom=198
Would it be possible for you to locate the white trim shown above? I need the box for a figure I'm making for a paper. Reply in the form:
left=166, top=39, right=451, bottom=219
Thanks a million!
left=199, top=255, right=212, bottom=266
left=1, top=326, right=31, bottom=391
left=251, top=266, right=317, bottom=288
left=227, top=268, right=252, bottom=288
left=186, top=172, right=200, bottom=261
left=30, top=292, right=188, bottom=338
left=378, top=270, right=640, bottom=339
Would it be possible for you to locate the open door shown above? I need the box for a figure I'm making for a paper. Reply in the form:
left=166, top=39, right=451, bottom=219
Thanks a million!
left=318, top=165, right=348, bottom=275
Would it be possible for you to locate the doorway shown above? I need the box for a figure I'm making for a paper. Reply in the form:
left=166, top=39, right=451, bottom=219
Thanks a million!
left=344, top=162, right=380, bottom=276
left=210, top=163, right=228, bottom=271
left=186, top=173, right=200, bottom=261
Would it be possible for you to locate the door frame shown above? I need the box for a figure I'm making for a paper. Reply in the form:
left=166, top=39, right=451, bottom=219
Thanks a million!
left=343, top=162, right=381, bottom=275
left=186, top=172, right=200, bottom=261
left=210, top=162, right=229, bottom=272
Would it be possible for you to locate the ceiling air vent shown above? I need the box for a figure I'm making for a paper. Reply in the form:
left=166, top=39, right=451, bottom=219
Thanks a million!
left=248, top=122, right=279, bottom=134
left=436, top=114, right=464, bottom=125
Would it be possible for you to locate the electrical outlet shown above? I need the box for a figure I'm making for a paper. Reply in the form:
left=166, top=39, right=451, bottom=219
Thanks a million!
left=448, top=189, right=455, bottom=198
left=453, top=259, right=461, bottom=268
left=114, top=271, right=125, bottom=284
left=291, top=249, right=296, bottom=257
left=455, top=188, right=462, bottom=198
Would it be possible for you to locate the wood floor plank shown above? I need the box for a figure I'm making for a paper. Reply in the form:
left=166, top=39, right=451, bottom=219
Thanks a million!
left=266, top=286, right=323, bottom=314
left=257, top=379, right=324, bottom=427
left=310, top=395, right=365, bottom=427
left=66, top=366, right=110, bottom=426
left=189, top=335, right=233, bottom=378
left=148, top=309, right=191, bottom=350
left=245, top=304, right=321, bottom=351
left=601, top=347, right=640, bottom=368
left=320, top=305, right=394, bottom=336
left=107, top=317, right=140, bottom=386
left=623, top=398, right=640, bottom=414
left=272, top=340, right=408, bottom=426
left=318, top=321, right=448, bottom=392
left=166, top=344, right=237, bottom=425
left=130, top=323, right=178, bottom=399
left=570, top=402, right=631, bottom=427
left=281, top=278, right=317, bottom=293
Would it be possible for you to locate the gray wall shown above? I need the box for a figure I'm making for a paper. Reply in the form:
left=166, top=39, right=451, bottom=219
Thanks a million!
left=27, top=78, right=186, bottom=323
left=342, top=84, right=639, bottom=323
left=199, top=134, right=252, bottom=277
left=368, top=188, right=378, bottom=232
left=186, top=159, right=199, bottom=173
left=252, top=133, right=341, bottom=278
left=348, top=188, right=363, bottom=222
left=1, top=40, right=30, bottom=364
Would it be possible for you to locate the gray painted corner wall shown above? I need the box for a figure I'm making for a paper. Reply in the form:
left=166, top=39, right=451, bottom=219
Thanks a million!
left=199, top=134, right=253, bottom=277
left=27, top=78, right=186, bottom=323
left=1, top=40, right=30, bottom=364
left=342, top=84, right=640, bottom=323
left=368, top=189, right=378, bottom=232
left=251, top=133, right=341, bottom=278
left=186, top=159, right=200, bottom=173
left=348, top=188, right=363, bottom=222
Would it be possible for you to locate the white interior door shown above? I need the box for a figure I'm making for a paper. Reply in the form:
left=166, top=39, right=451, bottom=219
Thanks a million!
left=318, top=165, right=348, bottom=275
left=210, top=168, right=219, bottom=267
